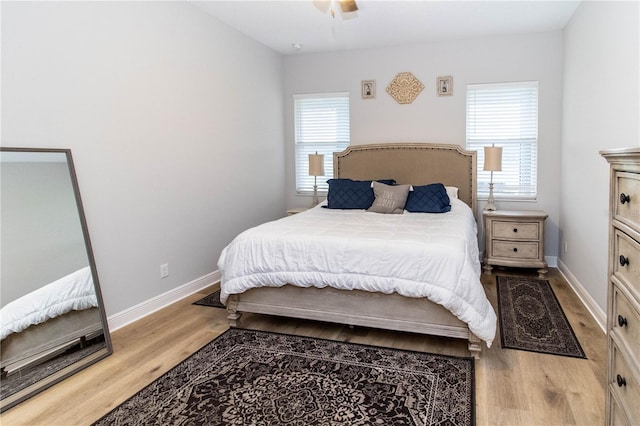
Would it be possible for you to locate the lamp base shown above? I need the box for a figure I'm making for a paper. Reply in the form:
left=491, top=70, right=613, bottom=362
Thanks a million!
left=484, top=182, right=497, bottom=211
left=312, top=185, right=319, bottom=207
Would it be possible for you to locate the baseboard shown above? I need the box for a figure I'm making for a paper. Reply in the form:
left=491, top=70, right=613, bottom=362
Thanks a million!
left=107, top=270, right=221, bottom=332
left=557, top=260, right=606, bottom=334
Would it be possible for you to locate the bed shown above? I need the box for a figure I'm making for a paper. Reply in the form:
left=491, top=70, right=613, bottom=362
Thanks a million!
left=1, top=266, right=102, bottom=375
left=218, top=143, right=497, bottom=358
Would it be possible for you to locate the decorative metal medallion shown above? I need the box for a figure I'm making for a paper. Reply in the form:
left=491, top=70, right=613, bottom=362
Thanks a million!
left=386, top=72, right=424, bottom=104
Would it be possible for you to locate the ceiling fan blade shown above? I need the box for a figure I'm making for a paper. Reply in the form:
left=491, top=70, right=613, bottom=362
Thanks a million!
left=312, top=0, right=331, bottom=14
left=339, top=0, right=358, bottom=13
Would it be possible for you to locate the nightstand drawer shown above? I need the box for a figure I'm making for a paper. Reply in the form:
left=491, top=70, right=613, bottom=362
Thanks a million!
left=614, top=171, right=640, bottom=230
left=492, top=221, right=540, bottom=240
left=614, top=229, right=640, bottom=296
left=610, top=341, right=640, bottom=421
left=491, top=241, right=539, bottom=260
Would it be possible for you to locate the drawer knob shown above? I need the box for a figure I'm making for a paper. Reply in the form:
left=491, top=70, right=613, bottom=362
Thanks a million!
left=617, top=374, right=626, bottom=387
left=513, top=228, right=518, bottom=233
left=618, top=315, right=628, bottom=327
left=619, top=255, right=630, bottom=267
left=619, top=193, right=631, bottom=204
left=513, top=247, right=518, bottom=252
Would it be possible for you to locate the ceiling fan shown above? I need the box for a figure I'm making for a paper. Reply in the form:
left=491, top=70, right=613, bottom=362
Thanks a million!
left=314, top=0, right=359, bottom=18
left=338, top=0, right=358, bottom=13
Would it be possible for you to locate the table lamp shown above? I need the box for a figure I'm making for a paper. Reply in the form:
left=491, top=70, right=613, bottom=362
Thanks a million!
left=308, top=152, right=325, bottom=207
left=483, top=145, right=502, bottom=211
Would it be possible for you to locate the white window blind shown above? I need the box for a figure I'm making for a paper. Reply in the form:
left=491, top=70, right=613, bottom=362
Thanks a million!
left=466, top=81, right=539, bottom=199
left=294, top=93, right=350, bottom=193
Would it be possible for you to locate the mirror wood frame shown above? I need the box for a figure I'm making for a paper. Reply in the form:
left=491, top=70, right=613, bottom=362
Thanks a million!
left=0, top=147, right=112, bottom=412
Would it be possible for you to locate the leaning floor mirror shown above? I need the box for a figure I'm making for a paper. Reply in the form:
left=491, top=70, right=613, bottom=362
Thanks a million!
left=0, top=147, right=112, bottom=412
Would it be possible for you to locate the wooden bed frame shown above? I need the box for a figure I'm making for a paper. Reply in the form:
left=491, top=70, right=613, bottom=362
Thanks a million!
left=1, top=308, right=103, bottom=375
left=226, top=143, right=484, bottom=358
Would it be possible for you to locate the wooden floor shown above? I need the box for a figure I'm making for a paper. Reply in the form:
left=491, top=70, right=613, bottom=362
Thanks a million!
left=1, top=268, right=606, bottom=425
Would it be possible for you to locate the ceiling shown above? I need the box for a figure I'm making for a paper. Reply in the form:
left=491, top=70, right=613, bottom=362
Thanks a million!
left=192, top=1, right=581, bottom=55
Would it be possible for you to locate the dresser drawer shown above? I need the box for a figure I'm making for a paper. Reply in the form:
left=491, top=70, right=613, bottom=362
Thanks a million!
left=608, top=392, right=631, bottom=426
left=611, top=283, right=640, bottom=361
left=614, top=229, right=640, bottom=297
left=610, top=341, right=640, bottom=421
left=492, top=221, right=540, bottom=240
left=614, top=171, right=640, bottom=231
left=492, top=241, right=539, bottom=260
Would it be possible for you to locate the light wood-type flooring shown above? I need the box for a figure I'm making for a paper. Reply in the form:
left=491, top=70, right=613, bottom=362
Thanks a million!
left=1, top=268, right=606, bottom=425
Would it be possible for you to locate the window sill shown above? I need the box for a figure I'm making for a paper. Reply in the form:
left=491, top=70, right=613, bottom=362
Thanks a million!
left=296, top=191, right=328, bottom=197
left=478, top=196, right=537, bottom=203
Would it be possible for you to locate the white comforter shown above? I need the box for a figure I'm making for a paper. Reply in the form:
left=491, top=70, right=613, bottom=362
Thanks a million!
left=218, top=198, right=497, bottom=346
left=1, top=266, right=98, bottom=340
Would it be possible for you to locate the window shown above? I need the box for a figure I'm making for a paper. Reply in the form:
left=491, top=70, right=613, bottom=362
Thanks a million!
left=294, top=93, right=350, bottom=193
left=466, top=81, right=539, bottom=199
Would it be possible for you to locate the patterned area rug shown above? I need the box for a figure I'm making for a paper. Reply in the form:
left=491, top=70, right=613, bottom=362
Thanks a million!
left=192, top=289, right=225, bottom=308
left=94, top=328, right=475, bottom=426
left=496, top=276, right=586, bottom=358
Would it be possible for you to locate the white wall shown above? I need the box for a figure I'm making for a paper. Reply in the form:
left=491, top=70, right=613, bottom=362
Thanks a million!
left=1, top=2, right=286, bottom=316
left=284, top=31, right=564, bottom=259
left=560, top=1, right=639, bottom=321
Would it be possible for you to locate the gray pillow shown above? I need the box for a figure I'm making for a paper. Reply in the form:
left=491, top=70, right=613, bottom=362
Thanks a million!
left=367, top=181, right=411, bottom=214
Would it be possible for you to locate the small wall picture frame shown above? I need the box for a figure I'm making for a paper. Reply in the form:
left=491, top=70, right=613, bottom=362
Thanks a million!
left=361, top=80, right=376, bottom=99
left=437, top=75, right=453, bottom=96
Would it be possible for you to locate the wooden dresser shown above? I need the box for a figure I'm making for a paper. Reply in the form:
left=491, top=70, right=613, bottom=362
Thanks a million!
left=483, top=210, right=548, bottom=278
left=601, top=147, right=640, bottom=426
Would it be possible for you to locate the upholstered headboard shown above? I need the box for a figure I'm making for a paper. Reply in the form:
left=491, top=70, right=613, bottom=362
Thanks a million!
left=334, top=143, right=477, bottom=212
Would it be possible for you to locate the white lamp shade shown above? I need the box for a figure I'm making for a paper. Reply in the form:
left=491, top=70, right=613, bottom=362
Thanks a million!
left=308, top=153, right=325, bottom=176
left=483, top=146, right=502, bottom=172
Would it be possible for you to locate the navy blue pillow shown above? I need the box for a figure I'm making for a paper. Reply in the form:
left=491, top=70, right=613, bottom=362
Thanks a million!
left=326, top=179, right=396, bottom=209
left=405, top=183, right=451, bottom=213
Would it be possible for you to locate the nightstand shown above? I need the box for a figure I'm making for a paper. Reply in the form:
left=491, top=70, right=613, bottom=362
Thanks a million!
left=287, top=207, right=308, bottom=216
left=483, top=210, right=548, bottom=278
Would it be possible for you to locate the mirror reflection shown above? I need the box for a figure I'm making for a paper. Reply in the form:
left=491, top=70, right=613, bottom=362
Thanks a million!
left=0, top=148, right=112, bottom=412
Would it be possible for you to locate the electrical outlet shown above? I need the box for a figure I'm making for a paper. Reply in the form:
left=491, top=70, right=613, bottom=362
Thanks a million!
left=564, top=241, right=568, bottom=253
left=160, top=263, right=169, bottom=278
